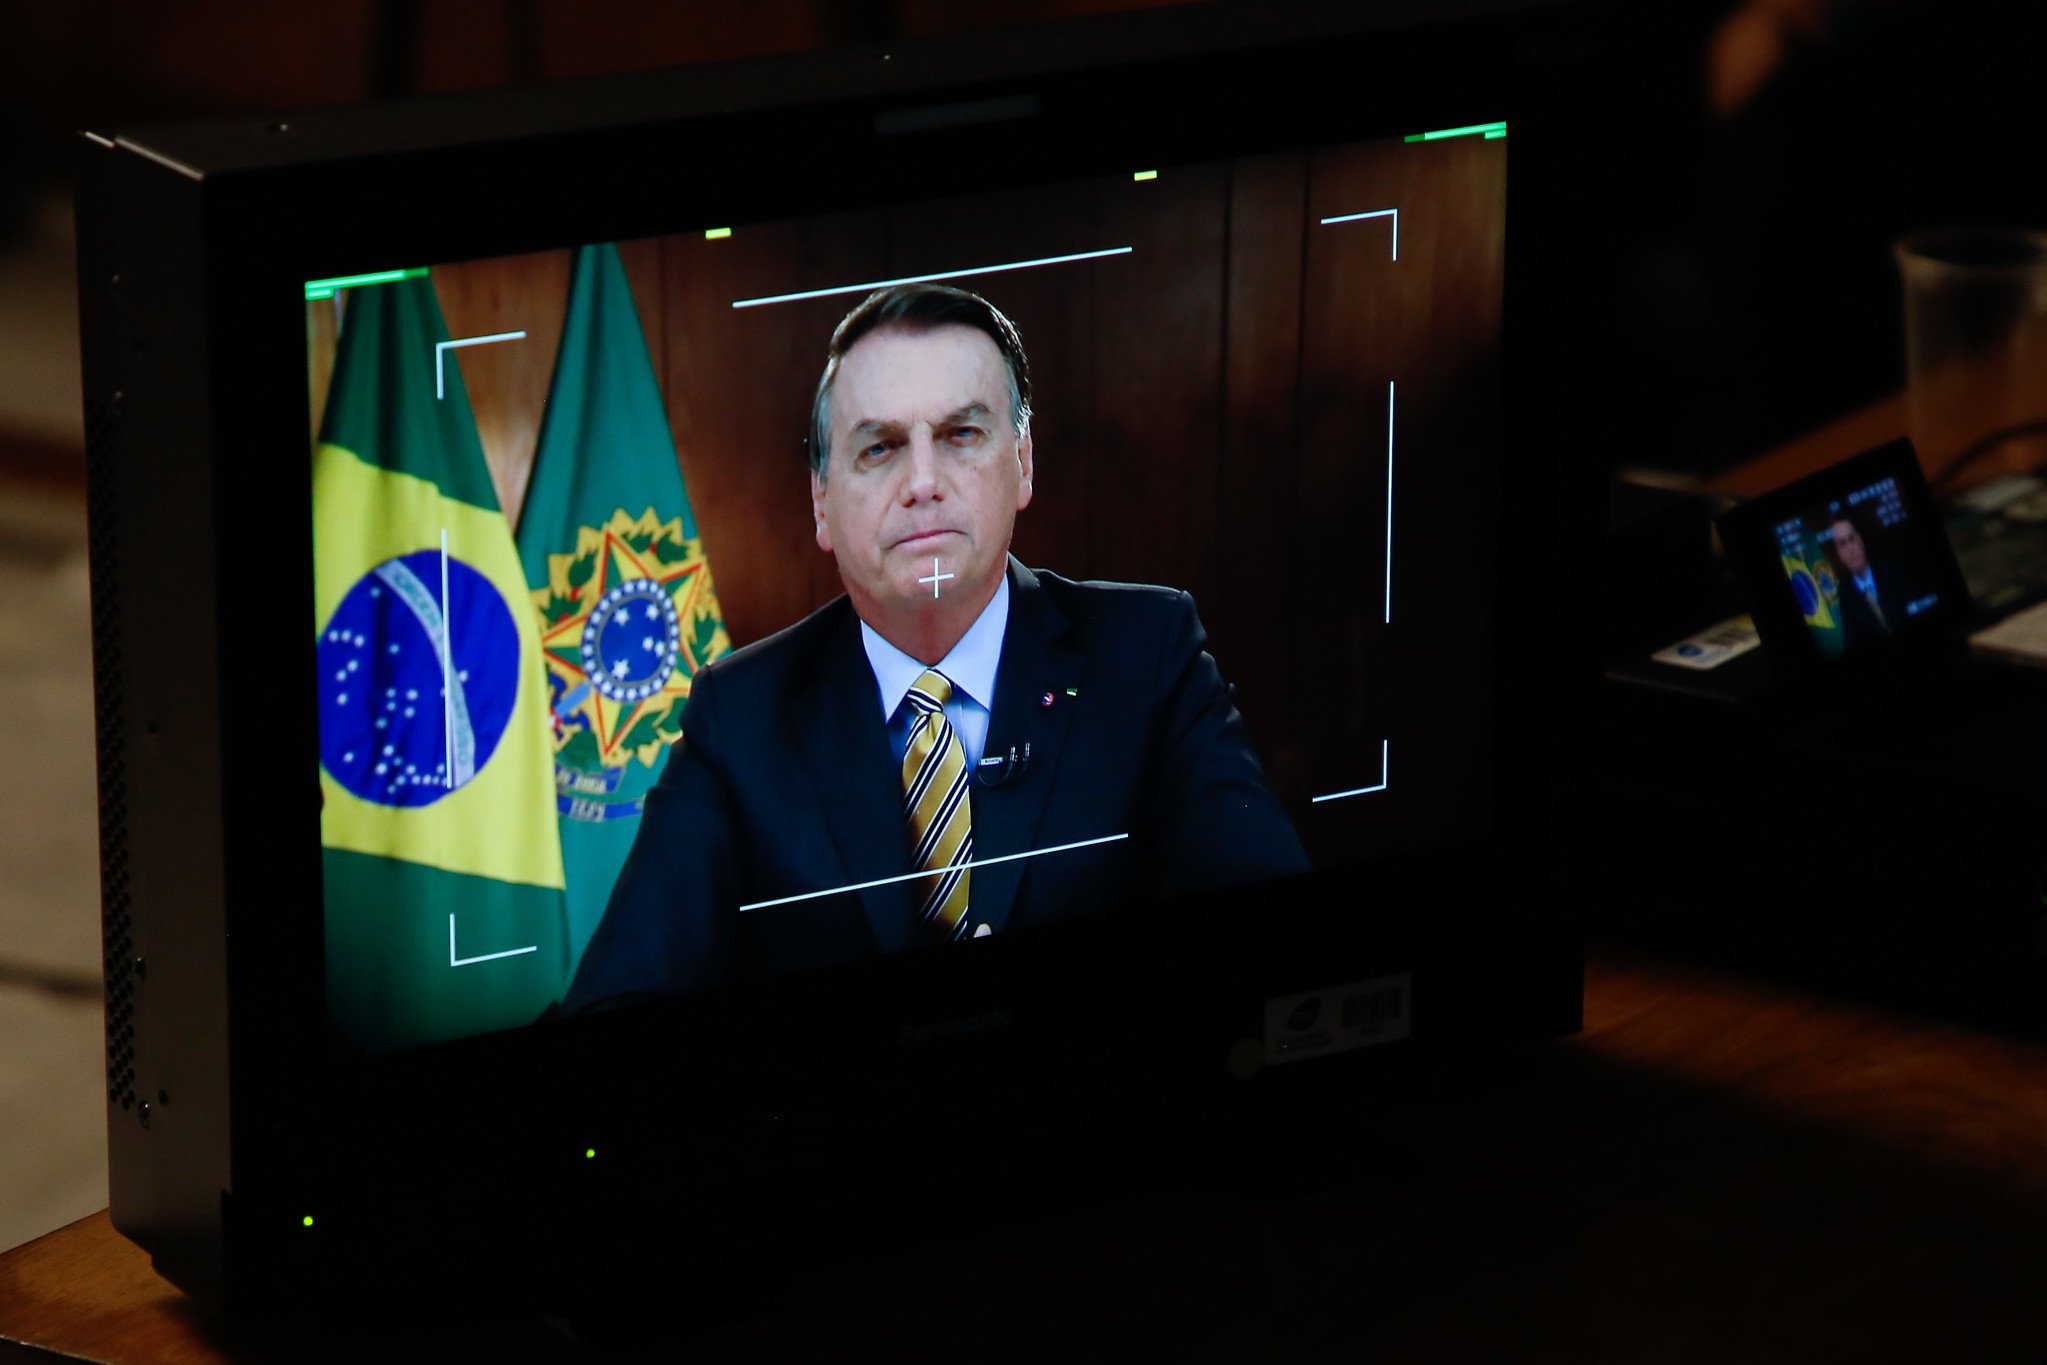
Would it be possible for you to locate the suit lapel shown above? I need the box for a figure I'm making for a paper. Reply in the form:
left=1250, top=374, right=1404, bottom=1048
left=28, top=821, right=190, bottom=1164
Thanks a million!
left=792, top=606, right=921, bottom=954
left=971, top=560, right=1081, bottom=932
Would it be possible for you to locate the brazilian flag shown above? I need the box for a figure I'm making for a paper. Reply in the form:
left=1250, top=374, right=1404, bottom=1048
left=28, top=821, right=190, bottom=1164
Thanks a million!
left=314, top=274, right=569, bottom=1053
left=517, top=244, right=731, bottom=974
left=1782, top=533, right=1845, bottom=657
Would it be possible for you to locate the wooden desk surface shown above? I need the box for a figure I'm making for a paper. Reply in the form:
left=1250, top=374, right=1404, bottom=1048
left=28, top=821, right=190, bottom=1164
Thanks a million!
left=6, top=945, right=2046, bottom=1364
left=1705, top=394, right=1908, bottom=498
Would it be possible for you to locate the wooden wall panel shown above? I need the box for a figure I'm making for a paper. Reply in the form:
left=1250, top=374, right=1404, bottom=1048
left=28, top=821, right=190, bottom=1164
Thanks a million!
left=1297, top=135, right=1505, bottom=836
left=431, top=248, right=571, bottom=525
left=305, top=297, right=339, bottom=452
left=654, top=213, right=888, bottom=648
left=1086, top=166, right=1229, bottom=611
left=882, top=176, right=1112, bottom=588
left=1297, top=140, right=1409, bottom=808
left=1218, top=150, right=1309, bottom=801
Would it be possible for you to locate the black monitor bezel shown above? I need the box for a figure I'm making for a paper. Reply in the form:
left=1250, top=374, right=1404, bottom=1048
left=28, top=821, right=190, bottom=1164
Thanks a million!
left=79, top=0, right=1599, bottom=1314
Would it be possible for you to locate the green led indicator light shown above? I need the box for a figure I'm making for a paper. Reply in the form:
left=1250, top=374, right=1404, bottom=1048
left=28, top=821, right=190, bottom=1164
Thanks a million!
left=303, top=266, right=427, bottom=301
left=1133, top=170, right=1158, bottom=182
left=1403, top=121, right=1507, bottom=143
left=584, top=1147, right=597, bottom=1160
left=705, top=227, right=733, bottom=240
left=301, top=1215, right=315, bottom=1228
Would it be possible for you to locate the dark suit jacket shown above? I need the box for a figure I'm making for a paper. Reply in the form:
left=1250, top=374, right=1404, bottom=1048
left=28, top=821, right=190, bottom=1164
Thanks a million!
left=564, top=558, right=1306, bottom=1008
left=1834, top=562, right=1907, bottom=649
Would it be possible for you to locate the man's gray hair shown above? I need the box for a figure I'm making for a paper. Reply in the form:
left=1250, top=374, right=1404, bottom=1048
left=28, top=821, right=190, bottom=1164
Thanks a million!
left=807, top=282, right=1032, bottom=477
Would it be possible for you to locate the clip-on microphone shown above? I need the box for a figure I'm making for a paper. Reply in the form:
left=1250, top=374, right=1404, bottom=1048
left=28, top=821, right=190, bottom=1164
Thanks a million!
left=975, top=741, right=1031, bottom=787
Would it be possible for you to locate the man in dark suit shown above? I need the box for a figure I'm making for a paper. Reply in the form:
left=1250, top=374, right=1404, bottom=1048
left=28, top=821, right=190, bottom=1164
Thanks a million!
left=1827, top=510, right=1906, bottom=649
left=564, top=284, right=1305, bottom=1008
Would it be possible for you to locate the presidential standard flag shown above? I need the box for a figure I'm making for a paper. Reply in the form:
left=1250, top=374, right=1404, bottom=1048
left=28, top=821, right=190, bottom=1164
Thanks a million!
left=517, top=243, right=731, bottom=971
left=314, top=273, right=570, bottom=1052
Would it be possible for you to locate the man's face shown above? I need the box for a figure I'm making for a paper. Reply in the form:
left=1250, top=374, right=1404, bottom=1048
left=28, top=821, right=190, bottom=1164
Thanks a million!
left=812, top=323, right=1033, bottom=624
left=1830, top=519, right=1868, bottom=575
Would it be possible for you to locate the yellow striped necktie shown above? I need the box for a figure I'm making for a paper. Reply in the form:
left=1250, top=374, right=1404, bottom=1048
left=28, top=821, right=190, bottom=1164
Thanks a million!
left=901, top=669, right=972, bottom=940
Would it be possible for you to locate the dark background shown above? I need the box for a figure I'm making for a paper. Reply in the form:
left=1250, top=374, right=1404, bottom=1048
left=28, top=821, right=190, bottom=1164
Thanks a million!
left=12, top=0, right=2047, bottom=484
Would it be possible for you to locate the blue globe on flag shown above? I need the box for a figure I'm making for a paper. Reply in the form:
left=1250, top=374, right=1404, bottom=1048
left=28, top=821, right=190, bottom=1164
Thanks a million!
left=1790, top=570, right=1820, bottom=618
left=580, top=577, right=682, bottom=704
left=318, top=550, right=520, bottom=808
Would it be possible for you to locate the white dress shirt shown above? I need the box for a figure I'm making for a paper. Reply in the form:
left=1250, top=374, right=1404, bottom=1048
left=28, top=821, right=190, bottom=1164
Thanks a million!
left=859, top=573, right=1010, bottom=770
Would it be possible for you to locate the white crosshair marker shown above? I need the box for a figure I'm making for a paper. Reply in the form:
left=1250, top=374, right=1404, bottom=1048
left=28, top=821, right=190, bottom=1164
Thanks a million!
left=449, top=914, right=538, bottom=967
left=919, top=558, right=955, bottom=599
left=434, top=330, right=527, bottom=400
left=1319, top=207, right=1399, bottom=261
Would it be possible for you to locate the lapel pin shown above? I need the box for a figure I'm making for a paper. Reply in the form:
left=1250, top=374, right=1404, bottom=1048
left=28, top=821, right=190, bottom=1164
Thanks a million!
left=1065, top=687, right=1079, bottom=697
left=1040, top=691, right=1054, bottom=708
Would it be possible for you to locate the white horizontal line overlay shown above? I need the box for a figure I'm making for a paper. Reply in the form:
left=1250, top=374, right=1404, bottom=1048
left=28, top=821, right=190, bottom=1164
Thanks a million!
left=434, top=331, right=527, bottom=400
left=1320, top=207, right=1399, bottom=261
left=449, top=915, right=539, bottom=967
left=739, top=832, right=1130, bottom=912
left=730, top=248, right=1134, bottom=310
left=1311, top=740, right=1390, bottom=804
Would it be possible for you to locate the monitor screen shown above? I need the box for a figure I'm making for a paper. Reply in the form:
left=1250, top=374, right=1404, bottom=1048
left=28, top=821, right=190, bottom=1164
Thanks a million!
left=1773, top=475, right=1945, bottom=656
left=308, top=122, right=1510, bottom=1055
left=1719, top=435, right=1973, bottom=677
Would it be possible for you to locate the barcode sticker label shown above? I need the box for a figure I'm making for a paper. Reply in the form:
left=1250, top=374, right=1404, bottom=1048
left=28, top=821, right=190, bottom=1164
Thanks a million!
left=1264, top=973, right=1411, bottom=1066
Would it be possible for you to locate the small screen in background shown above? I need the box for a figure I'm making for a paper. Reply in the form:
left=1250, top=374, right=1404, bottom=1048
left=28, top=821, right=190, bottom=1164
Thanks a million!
left=1774, top=475, right=1942, bottom=657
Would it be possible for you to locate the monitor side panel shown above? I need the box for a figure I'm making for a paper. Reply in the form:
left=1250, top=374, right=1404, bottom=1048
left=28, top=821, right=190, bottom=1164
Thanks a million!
left=76, top=135, right=236, bottom=1307
left=1464, top=55, right=1606, bottom=1043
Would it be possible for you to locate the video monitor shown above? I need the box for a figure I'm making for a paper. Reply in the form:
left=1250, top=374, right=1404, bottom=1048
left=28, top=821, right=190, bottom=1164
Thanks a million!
left=81, top=2, right=1598, bottom=1314
left=1776, top=479, right=1937, bottom=652
left=308, top=126, right=1511, bottom=1055
left=1720, top=438, right=1973, bottom=677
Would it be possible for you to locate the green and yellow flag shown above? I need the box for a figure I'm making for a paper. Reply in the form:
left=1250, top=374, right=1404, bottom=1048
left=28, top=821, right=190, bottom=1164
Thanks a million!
left=1782, top=532, right=1845, bottom=658
left=314, top=274, right=569, bottom=1053
left=517, top=244, right=730, bottom=972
